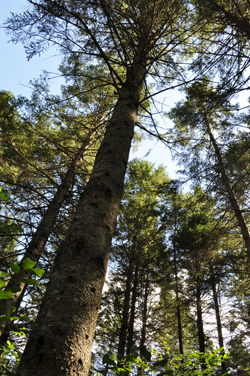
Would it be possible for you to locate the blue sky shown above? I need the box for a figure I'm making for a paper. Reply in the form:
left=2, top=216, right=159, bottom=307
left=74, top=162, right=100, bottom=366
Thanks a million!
left=0, top=2, right=62, bottom=97
left=0, top=1, right=178, bottom=177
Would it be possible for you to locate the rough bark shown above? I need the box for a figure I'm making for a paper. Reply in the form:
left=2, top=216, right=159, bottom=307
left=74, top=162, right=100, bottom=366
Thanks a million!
left=117, top=258, right=133, bottom=359
left=16, top=47, right=147, bottom=375
left=126, top=264, right=139, bottom=356
left=0, top=128, right=97, bottom=343
left=205, top=118, right=250, bottom=259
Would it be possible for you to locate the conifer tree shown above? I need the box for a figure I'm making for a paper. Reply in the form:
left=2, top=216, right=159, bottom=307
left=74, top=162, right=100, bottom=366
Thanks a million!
left=169, top=78, right=250, bottom=260
left=93, top=159, right=168, bottom=371
left=0, top=80, right=108, bottom=345
left=4, top=1, right=194, bottom=374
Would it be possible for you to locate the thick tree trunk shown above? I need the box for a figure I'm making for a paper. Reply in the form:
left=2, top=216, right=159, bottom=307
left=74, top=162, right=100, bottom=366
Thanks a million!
left=16, top=50, right=147, bottom=375
left=196, top=277, right=205, bottom=354
left=117, top=258, right=133, bottom=359
left=126, top=264, right=139, bottom=356
left=0, top=128, right=97, bottom=344
left=206, top=119, right=250, bottom=259
left=210, top=269, right=226, bottom=371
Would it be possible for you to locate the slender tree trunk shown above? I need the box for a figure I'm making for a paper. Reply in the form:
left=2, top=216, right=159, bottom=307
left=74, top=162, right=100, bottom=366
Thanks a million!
left=141, top=269, right=149, bottom=346
left=126, top=264, right=139, bottom=356
left=138, top=270, right=149, bottom=376
left=210, top=269, right=226, bottom=371
left=117, top=257, right=133, bottom=359
left=196, top=276, right=205, bottom=354
left=0, top=128, right=97, bottom=344
left=205, top=118, right=250, bottom=259
left=176, top=304, right=183, bottom=353
left=173, top=246, right=183, bottom=356
left=16, top=46, right=147, bottom=375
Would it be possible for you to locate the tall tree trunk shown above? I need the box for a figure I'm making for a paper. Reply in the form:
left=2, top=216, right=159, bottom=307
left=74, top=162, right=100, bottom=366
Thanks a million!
left=0, top=128, right=98, bottom=344
left=138, top=269, right=149, bottom=376
left=126, top=264, right=139, bottom=356
left=141, top=269, right=149, bottom=346
left=205, top=117, right=250, bottom=259
left=117, top=257, right=133, bottom=359
left=176, top=304, right=183, bottom=354
left=210, top=268, right=226, bottom=371
left=196, top=276, right=205, bottom=354
left=16, top=46, right=147, bottom=376
left=173, top=245, right=183, bottom=356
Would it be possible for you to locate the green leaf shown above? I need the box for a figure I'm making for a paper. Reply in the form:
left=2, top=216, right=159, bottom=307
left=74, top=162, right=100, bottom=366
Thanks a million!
left=30, top=268, right=44, bottom=277
left=10, top=262, right=20, bottom=274
left=154, top=357, right=169, bottom=367
left=9, top=316, right=19, bottom=321
left=10, top=287, right=21, bottom=293
left=126, top=354, right=137, bottom=362
left=0, top=192, right=4, bottom=200
left=0, top=316, right=10, bottom=322
left=140, top=344, right=151, bottom=362
left=0, top=291, right=12, bottom=299
left=0, top=272, right=9, bottom=277
left=117, top=368, right=130, bottom=374
left=103, top=354, right=116, bottom=367
left=3, top=229, right=11, bottom=235
left=0, top=279, right=5, bottom=289
left=19, top=278, right=39, bottom=286
left=22, top=258, right=37, bottom=270
left=12, top=225, right=22, bottom=233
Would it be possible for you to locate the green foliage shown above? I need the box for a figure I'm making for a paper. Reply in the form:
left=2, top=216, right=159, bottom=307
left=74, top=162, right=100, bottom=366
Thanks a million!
left=21, top=258, right=44, bottom=278
left=0, top=260, right=43, bottom=374
left=0, top=291, right=12, bottom=300
left=3, top=1, right=250, bottom=374
left=22, top=258, right=36, bottom=270
left=0, top=340, right=23, bottom=376
left=140, top=343, right=151, bottom=362
left=102, top=345, right=230, bottom=376
left=0, top=189, right=44, bottom=374
left=9, top=263, right=20, bottom=275
left=0, top=188, right=21, bottom=237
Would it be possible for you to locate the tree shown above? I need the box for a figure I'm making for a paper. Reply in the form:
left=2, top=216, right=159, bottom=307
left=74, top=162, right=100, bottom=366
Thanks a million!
left=0, top=80, right=110, bottom=345
left=172, top=188, right=222, bottom=355
left=4, top=1, right=194, bottom=374
left=94, top=159, right=168, bottom=371
left=169, top=78, right=250, bottom=261
left=194, top=0, right=250, bottom=42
